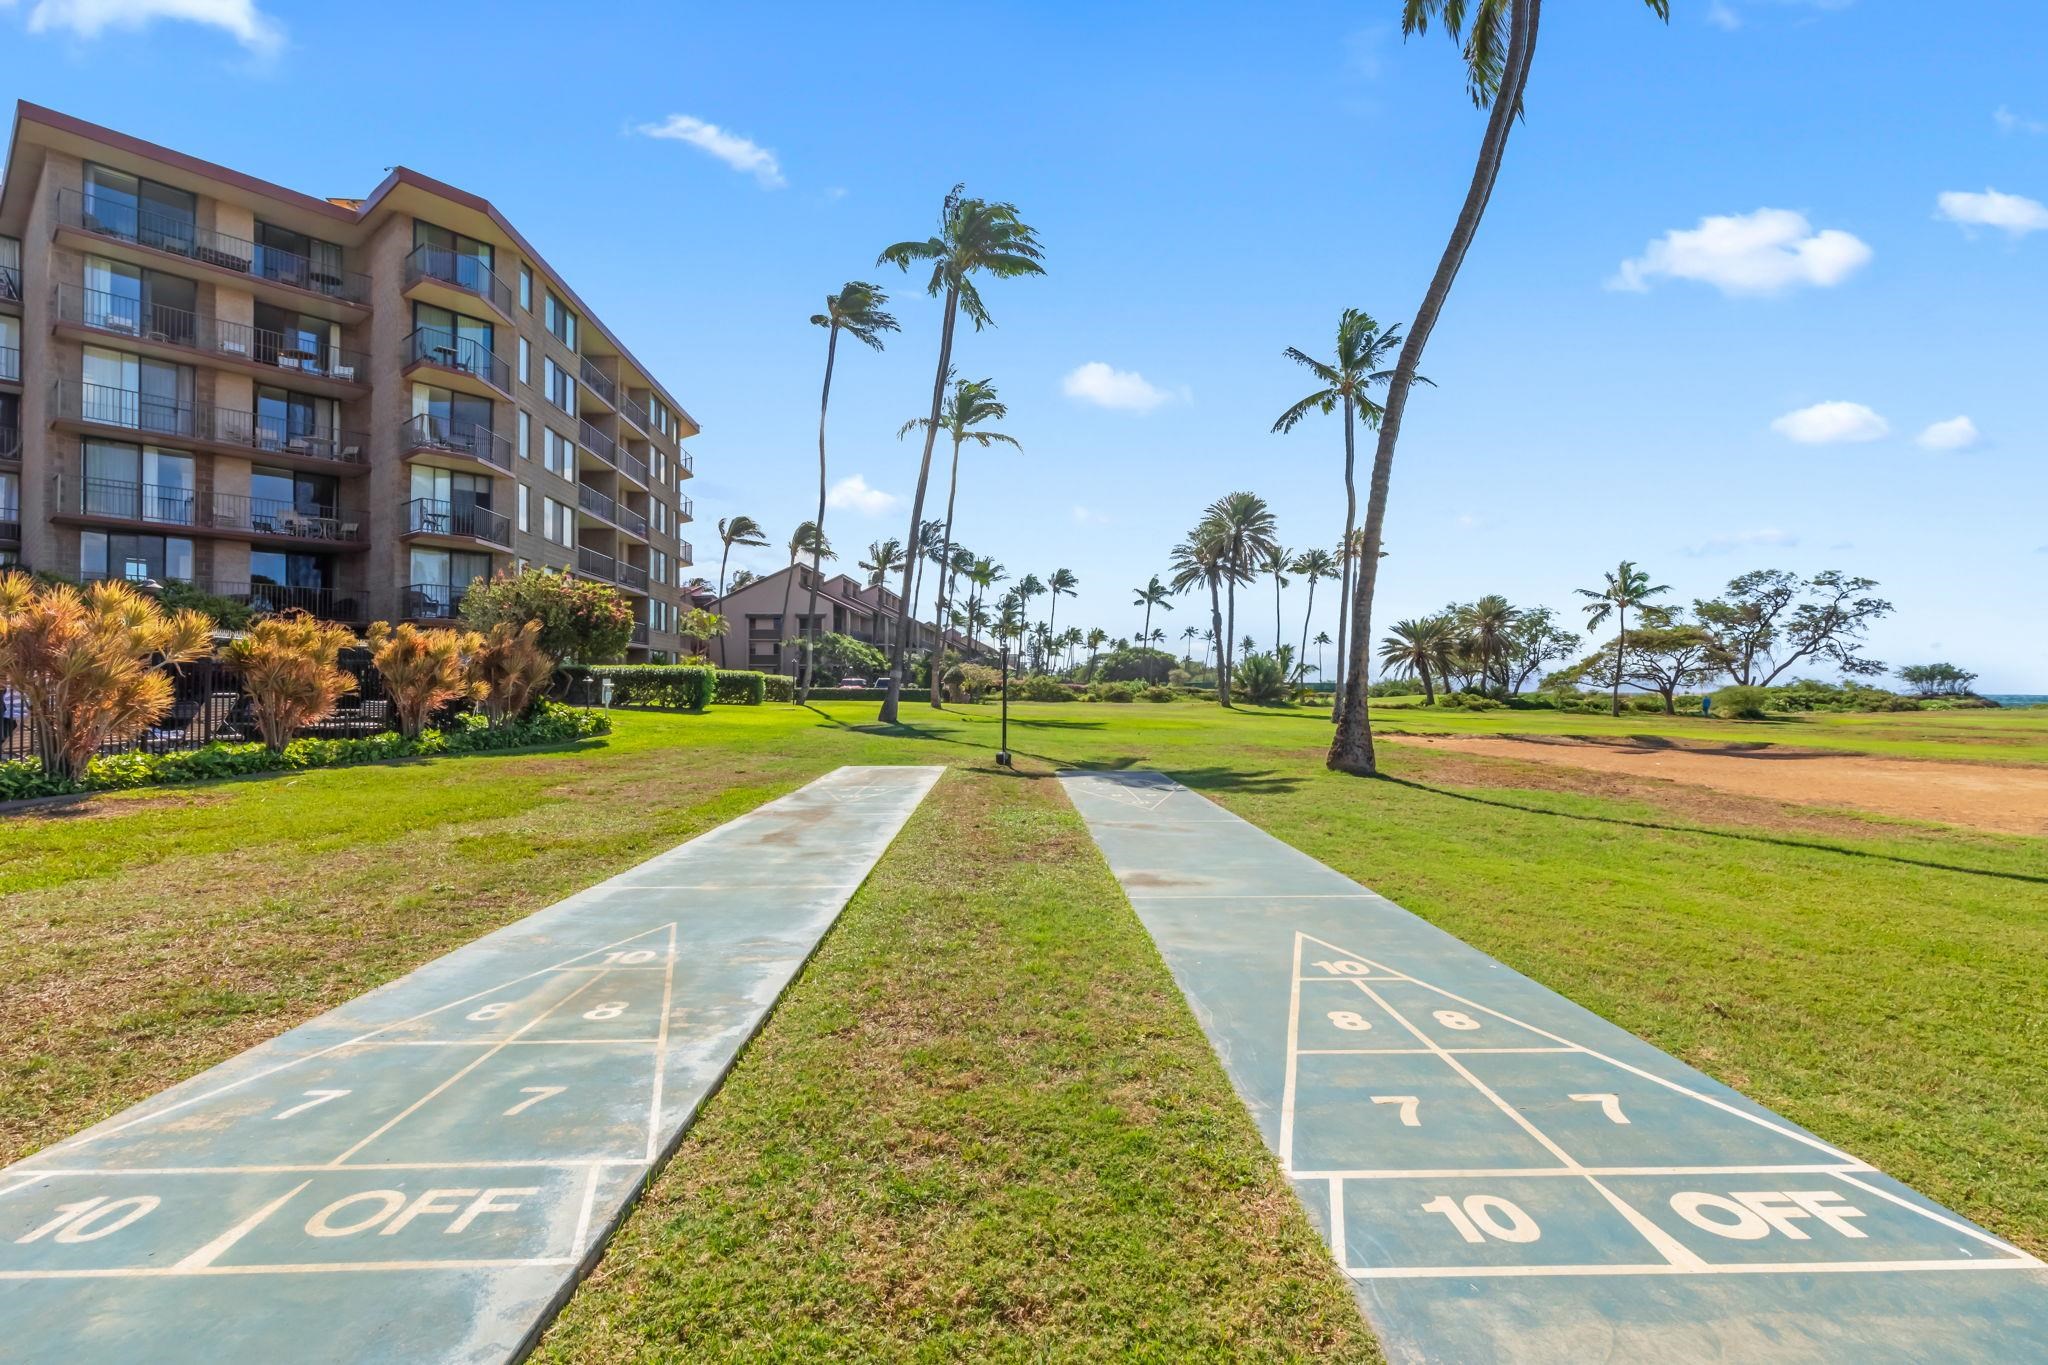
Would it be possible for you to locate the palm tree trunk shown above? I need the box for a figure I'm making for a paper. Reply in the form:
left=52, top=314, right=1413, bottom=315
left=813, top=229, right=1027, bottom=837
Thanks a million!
left=1208, top=578, right=1229, bottom=708
left=1143, top=601, right=1152, bottom=641
left=1330, top=0, right=1540, bottom=775
left=1611, top=604, right=1626, bottom=716
left=1421, top=663, right=1436, bottom=705
left=1273, top=568, right=1283, bottom=660
left=927, top=436, right=965, bottom=708
left=715, top=541, right=733, bottom=668
left=1224, top=579, right=1237, bottom=700
left=778, top=556, right=798, bottom=685
left=798, top=325, right=841, bottom=705
left=882, top=285, right=959, bottom=723
left=1297, top=577, right=1317, bottom=685
left=1334, top=394, right=1356, bottom=723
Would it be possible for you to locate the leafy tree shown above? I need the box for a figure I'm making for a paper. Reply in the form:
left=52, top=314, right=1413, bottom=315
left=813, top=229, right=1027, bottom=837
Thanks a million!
left=1378, top=617, right=1454, bottom=704
left=1169, top=517, right=1237, bottom=706
left=1502, top=606, right=1579, bottom=694
left=714, top=514, right=769, bottom=663
left=1897, top=662, right=1979, bottom=697
left=1696, top=569, right=1893, bottom=686
left=1576, top=560, right=1671, bottom=716
left=1095, top=646, right=1176, bottom=685
left=1133, top=574, right=1175, bottom=642
left=808, top=631, right=887, bottom=684
left=1231, top=652, right=1289, bottom=705
left=679, top=607, right=727, bottom=660
left=1329, top=0, right=1674, bottom=775
left=778, top=519, right=833, bottom=678
left=460, top=567, right=634, bottom=665
left=1608, top=608, right=1723, bottom=714
left=221, top=611, right=357, bottom=750
left=368, top=622, right=482, bottom=739
left=877, top=185, right=1046, bottom=722
left=469, top=620, right=557, bottom=726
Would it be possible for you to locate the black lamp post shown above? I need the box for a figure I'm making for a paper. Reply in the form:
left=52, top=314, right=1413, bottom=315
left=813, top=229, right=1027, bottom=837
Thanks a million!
left=996, top=634, right=1012, bottom=767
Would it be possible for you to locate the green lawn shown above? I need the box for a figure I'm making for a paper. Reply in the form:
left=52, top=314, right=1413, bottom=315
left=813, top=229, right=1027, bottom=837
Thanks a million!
left=3, top=699, right=2043, bottom=1357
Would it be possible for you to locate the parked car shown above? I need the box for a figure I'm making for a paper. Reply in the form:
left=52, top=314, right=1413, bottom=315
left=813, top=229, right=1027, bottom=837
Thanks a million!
left=836, top=678, right=868, bottom=690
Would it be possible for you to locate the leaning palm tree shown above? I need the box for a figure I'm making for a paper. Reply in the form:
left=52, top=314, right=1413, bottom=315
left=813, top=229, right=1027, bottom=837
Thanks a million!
left=1133, top=574, right=1174, bottom=642
left=803, top=282, right=898, bottom=703
left=875, top=186, right=1046, bottom=721
left=1576, top=559, right=1670, bottom=715
left=1290, top=547, right=1338, bottom=682
left=778, top=520, right=833, bottom=680
left=1379, top=616, right=1455, bottom=704
left=898, top=377, right=1020, bottom=707
left=1045, top=568, right=1078, bottom=646
left=1328, top=0, right=1671, bottom=774
left=1272, top=309, right=1411, bottom=720
left=714, top=514, right=769, bottom=666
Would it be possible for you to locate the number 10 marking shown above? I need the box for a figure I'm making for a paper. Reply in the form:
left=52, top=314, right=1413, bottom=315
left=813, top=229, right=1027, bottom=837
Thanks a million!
left=1421, top=1194, right=1541, bottom=1244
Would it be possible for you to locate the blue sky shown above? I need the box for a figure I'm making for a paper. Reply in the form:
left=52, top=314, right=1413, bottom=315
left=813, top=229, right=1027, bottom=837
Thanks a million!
left=3, top=0, right=2042, bottom=687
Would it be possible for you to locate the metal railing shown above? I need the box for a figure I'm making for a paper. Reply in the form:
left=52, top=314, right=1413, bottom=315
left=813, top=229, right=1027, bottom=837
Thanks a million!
left=56, top=286, right=367, bottom=382
left=55, top=380, right=368, bottom=466
left=56, top=189, right=370, bottom=304
left=0, top=424, right=19, bottom=461
left=57, top=476, right=363, bottom=542
left=577, top=417, right=647, bottom=487
left=400, top=413, right=512, bottom=471
left=630, top=622, right=649, bottom=646
left=403, top=243, right=514, bottom=316
left=0, top=345, right=17, bottom=383
left=677, top=538, right=693, bottom=565
left=677, top=494, right=693, bottom=521
left=0, top=504, right=18, bottom=543
left=574, top=482, right=648, bottom=537
left=404, top=582, right=470, bottom=620
left=405, top=326, right=510, bottom=393
left=616, top=398, right=649, bottom=437
left=579, top=356, right=617, bottom=409
left=577, top=547, right=649, bottom=592
left=0, top=263, right=20, bottom=303
left=678, top=447, right=693, bottom=477
left=406, top=496, right=510, bottom=547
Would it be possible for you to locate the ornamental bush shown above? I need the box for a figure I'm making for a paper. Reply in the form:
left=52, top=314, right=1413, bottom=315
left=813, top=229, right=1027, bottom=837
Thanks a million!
left=1010, top=674, right=1073, bottom=702
left=459, top=567, right=635, bottom=665
left=761, top=673, right=794, bottom=703
left=585, top=665, right=716, bottom=711
left=712, top=670, right=767, bottom=706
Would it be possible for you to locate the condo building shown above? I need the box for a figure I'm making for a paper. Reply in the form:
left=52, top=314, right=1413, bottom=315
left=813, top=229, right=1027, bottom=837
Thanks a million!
left=0, top=103, right=697, bottom=658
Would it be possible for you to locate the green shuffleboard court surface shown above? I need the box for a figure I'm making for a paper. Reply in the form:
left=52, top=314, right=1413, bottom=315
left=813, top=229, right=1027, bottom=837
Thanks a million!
left=1059, top=769, right=2048, bottom=1363
left=0, top=765, right=943, bottom=1365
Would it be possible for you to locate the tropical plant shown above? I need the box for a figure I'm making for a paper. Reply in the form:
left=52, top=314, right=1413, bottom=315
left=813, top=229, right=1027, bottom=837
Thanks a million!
left=678, top=607, right=727, bottom=659
left=1378, top=616, right=1455, bottom=704
left=368, top=621, right=482, bottom=739
left=713, top=514, right=768, bottom=664
left=860, top=538, right=904, bottom=589
left=1231, top=651, right=1289, bottom=705
left=1288, top=548, right=1337, bottom=681
left=1694, top=568, right=1893, bottom=686
left=1458, top=593, right=1519, bottom=695
left=1327, top=0, right=1672, bottom=773
left=1262, top=543, right=1292, bottom=659
left=1576, top=559, right=1672, bottom=715
left=1168, top=518, right=1235, bottom=706
left=1207, top=492, right=1276, bottom=689
left=469, top=620, right=557, bottom=726
left=1180, top=624, right=1202, bottom=663
left=777, top=519, right=833, bottom=675
left=803, top=281, right=899, bottom=705
left=1133, top=574, right=1175, bottom=642
left=459, top=566, right=634, bottom=665
left=0, top=573, right=213, bottom=780
left=1502, top=606, right=1578, bottom=694
left=875, top=185, right=1046, bottom=721
left=1312, top=629, right=1333, bottom=683
left=220, top=610, right=358, bottom=750
left=1897, top=662, right=1978, bottom=697
left=1045, top=567, right=1078, bottom=647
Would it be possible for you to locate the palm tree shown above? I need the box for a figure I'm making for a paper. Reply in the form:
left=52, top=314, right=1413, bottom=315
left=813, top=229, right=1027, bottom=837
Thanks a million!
left=777, top=520, right=832, bottom=682
left=861, top=538, right=905, bottom=589
left=1272, top=309, right=1411, bottom=722
left=1313, top=629, right=1332, bottom=683
left=1328, top=0, right=1671, bottom=773
left=1379, top=617, right=1455, bottom=704
left=875, top=186, right=1046, bottom=721
left=899, top=377, right=1020, bottom=707
left=1045, top=568, right=1077, bottom=647
left=1207, top=492, right=1276, bottom=691
left=1263, top=543, right=1292, bottom=658
left=1133, top=574, right=1174, bottom=642
left=963, top=557, right=1004, bottom=652
left=714, top=514, right=769, bottom=666
left=802, top=282, right=898, bottom=704
left=1460, top=593, right=1518, bottom=695
left=1168, top=518, right=1234, bottom=706
left=1290, top=548, right=1337, bottom=682
left=1576, top=560, right=1671, bottom=715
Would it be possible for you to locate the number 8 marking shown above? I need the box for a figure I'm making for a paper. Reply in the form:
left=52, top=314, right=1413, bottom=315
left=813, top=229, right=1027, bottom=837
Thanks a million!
left=1327, top=1010, right=1373, bottom=1032
left=1432, top=1009, right=1480, bottom=1032
left=583, top=1001, right=627, bottom=1021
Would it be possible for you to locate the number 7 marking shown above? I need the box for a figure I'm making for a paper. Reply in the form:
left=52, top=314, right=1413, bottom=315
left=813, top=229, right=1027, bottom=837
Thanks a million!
left=1372, top=1095, right=1421, bottom=1127
left=1570, top=1093, right=1630, bottom=1125
left=273, top=1090, right=350, bottom=1122
left=504, top=1086, right=566, bottom=1117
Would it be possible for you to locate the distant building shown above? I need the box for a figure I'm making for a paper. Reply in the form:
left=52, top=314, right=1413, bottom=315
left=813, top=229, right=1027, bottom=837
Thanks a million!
left=713, top=562, right=975, bottom=677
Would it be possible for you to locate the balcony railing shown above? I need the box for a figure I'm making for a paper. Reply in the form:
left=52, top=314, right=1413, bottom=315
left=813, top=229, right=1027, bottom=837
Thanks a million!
left=0, top=424, right=19, bottom=461
left=405, top=326, right=510, bottom=394
left=57, top=476, right=362, bottom=543
left=56, top=190, right=370, bottom=304
left=0, top=263, right=20, bottom=303
left=577, top=417, right=647, bottom=486
left=677, top=494, right=693, bottom=521
left=55, top=381, right=368, bottom=466
left=0, top=345, right=17, bottom=383
left=579, top=546, right=650, bottom=592
left=56, top=286, right=367, bottom=383
left=578, top=356, right=617, bottom=409
left=630, top=622, right=649, bottom=646
left=0, top=504, right=18, bottom=543
left=403, top=244, right=514, bottom=316
left=400, top=413, right=512, bottom=471
left=677, top=539, right=693, bottom=565
left=678, top=447, right=694, bottom=477
left=616, top=398, right=648, bottom=437
left=575, top=482, right=648, bottom=537
left=404, top=582, right=471, bottom=620
left=406, top=497, right=510, bottom=547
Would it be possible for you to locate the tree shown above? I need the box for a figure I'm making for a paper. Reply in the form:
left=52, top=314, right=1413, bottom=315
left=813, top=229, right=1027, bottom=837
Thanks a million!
left=1608, top=608, right=1723, bottom=713
left=1502, top=606, right=1578, bottom=694
left=1289, top=548, right=1337, bottom=682
left=1168, top=520, right=1233, bottom=706
left=1458, top=594, right=1518, bottom=695
left=0, top=574, right=213, bottom=781
left=1045, top=568, right=1077, bottom=648
left=460, top=567, right=634, bottom=665
left=861, top=538, right=904, bottom=589
left=1576, top=560, right=1671, bottom=716
left=679, top=607, right=726, bottom=659
left=1273, top=309, right=1413, bottom=722
left=469, top=620, right=556, bottom=726
left=1313, top=629, right=1333, bottom=683
left=777, top=520, right=833, bottom=680
left=1133, top=574, right=1174, bottom=642
left=221, top=610, right=357, bottom=750
left=1262, top=543, right=1292, bottom=658
left=1897, top=662, right=1978, bottom=697
left=1207, top=492, right=1276, bottom=694
left=368, top=622, right=481, bottom=739
left=1232, top=652, right=1288, bottom=705
left=1181, top=624, right=1202, bottom=664
left=809, top=632, right=888, bottom=685
left=1696, top=569, right=1893, bottom=686
left=1329, top=0, right=1674, bottom=775
left=1379, top=617, right=1453, bottom=704
left=803, top=281, right=899, bottom=705
left=876, top=185, right=1046, bottom=722
left=713, top=514, right=769, bottom=665
left=898, top=377, right=1020, bottom=708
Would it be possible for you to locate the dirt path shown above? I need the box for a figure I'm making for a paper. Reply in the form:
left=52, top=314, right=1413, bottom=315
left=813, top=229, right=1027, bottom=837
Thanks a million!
left=1387, top=733, right=2048, bottom=836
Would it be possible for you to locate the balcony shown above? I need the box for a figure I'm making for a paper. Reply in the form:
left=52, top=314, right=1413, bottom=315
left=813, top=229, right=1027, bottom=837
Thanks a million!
left=0, top=263, right=20, bottom=306
left=53, top=380, right=369, bottom=472
left=0, top=345, right=17, bottom=383
left=404, top=326, right=510, bottom=397
left=0, top=503, right=18, bottom=544
left=405, top=497, right=510, bottom=548
left=54, top=190, right=370, bottom=309
left=677, top=538, right=693, bottom=566
left=577, top=417, right=647, bottom=488
left=402, top=244, right=514, bottom=319
left=630, top=622, right=650, bottom=646
left=55, top=286, right=367, bottom=390
left=0, top=424, right=18, bottom=462
left=400, top=413, right=512, bottom=472
left=79, top=570, right=363, bottom=621
left=677, top=494, right=693, bottom=522
left=403, top=582, right=471, bottom=621
left=575, top=545, right=649, bottom=593
left=678, top=447, right=694, bottom=478
left=578, top=356, right=617, bottom=410
left=55, top=476, right=365, bottom=545
left=575, top=482, right=648, bottom=538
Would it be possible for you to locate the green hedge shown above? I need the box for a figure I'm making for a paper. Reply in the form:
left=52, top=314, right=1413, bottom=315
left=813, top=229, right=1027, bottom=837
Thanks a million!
left=582, top=664, right=770, bottom=710
left=761, top=673, right=794, bottom=703
left=0, top=703, right=610, bottom=803
left=714, top=671, right=766, bottom=706
left=804, top=687, right=893, bottom=702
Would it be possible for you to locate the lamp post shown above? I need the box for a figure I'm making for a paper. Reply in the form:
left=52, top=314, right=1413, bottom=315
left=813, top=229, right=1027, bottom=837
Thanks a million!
left=996, top=633, right=1012, bottom=768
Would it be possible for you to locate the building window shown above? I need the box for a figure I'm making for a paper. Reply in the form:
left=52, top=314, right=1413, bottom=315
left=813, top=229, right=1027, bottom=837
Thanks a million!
left=518, top=336, right=530, bottom=386
left=517, top=483, right=530, bottom=533
left=543, top=357, right=576, bottom=414
left=518, top=267, right=532, bottom=311
left=544, top=427, right=575, bottom=478
left=544, top=292, right=577, bottom=350
left=517, top=409, right=530, bottom=459
left=81, top=530, right=194, bottom=583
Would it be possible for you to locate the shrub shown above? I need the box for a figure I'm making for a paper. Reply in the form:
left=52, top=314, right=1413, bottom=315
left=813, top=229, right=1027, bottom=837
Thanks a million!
left=459, top=567, right=635, bottom=664
left=1231, top=653, right=1289, bottom=705
left=714, top=670, right=767, bottom=706
left=1141, top=684, right=1177, bottom=703
left=1093, top=646, right=1176, bottom=685
left=157, top=579, right=255, bottom=631
left=586, top=665, right=715, bottom=711
left=1368, top=678, right=1425, bottom=698
left=369, top=622, right=483, bottom=738
left=944, top=662, right=1003, bottom=702
left=470, top=620, right=557, bottom=726
left=220, top=610, right=359, bottom=749
left=1011, top=674, right=1073, bottom=702
left=1087, top=680, right=1139, bottom=702
left=1714, top=684, right=1771, bottom=719
left=761, top=673, right=794, bottom=703
left=802, top=632, right=888, bottom=686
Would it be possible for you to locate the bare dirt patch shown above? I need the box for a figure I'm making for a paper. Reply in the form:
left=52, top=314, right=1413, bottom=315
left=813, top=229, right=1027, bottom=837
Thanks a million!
left=1387, top=733, right=2048, bottom=836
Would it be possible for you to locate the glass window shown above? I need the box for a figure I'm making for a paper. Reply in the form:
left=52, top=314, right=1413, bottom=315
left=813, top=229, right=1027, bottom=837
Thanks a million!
left=544, top=292, right=577, bottom=350
left=518, top=267, right=532, bottom=310
left=81, top=530, right=193, bottom=583
left=517, top=483, right=530, bottom=532
left=517, top=409, right=530, bottom=459
left=543, top=358, right=576, bottom=413
left=519, top=336, right=530, bottom=385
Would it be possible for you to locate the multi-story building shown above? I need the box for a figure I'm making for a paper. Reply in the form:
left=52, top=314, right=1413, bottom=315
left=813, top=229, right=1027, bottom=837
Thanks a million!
left=0, top=102, right=697, bottom=658
left=715, top=561, right=975, bottom=677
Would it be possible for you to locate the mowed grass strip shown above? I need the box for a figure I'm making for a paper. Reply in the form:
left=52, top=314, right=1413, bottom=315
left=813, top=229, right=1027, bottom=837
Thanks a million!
left=536, top=763, right=1376, bottom=1363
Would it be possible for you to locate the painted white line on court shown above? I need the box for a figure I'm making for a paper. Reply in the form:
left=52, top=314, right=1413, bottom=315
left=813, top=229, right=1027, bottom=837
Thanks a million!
left=1293, top=1163, right=1876, bottom=1180
left=171, top=1180, right=311, bottom=1270
left=1831, top=1171, right=2043, bottom=1262
left=1346, top=1258, right=2046, bottom=1281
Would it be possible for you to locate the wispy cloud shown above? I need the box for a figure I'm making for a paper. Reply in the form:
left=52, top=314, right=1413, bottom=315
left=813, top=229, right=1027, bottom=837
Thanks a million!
left=1072, top=505, right=1110, bottom=526
left=1061, top=361, right=1178, bottom=413
left=1936, top=187, right=2048, bottom=237
left=1771, top=401, right=1889, bottom=445
left=1609, top=208, right=1871, bottom=295
left=3, top=0, right=281, bottom=53
left=1915, top=415, right=1981, bottom=451
left=1685, top=528, right=1799, bottom=557
left=1994, top=106, right=2048, bottom=136
left=825, top=474, right=897, bottom=516
left=634, top=114, right=786, bottom=189
left=1705, top=2, right=1741, bottom=30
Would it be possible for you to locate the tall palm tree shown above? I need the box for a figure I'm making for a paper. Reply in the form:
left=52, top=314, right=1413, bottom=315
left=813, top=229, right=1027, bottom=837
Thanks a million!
left=861, top=538, right=904, bottom=589
left=1313, top=629, right=1332, bottom=682
left=1379, top=617, right=1454, bottom=704
left=1181, top=624, right=1202, bottom=664
left=802, top=282, right=898, bottom=704
left=1168, top=518, right=1235, bottom=706
left=1329, top=0, right=1671, bottom=773
left=1290, top=547, right=1337, bottom=682
left=1133, top=574, right=1174, bottom=642
left=1207, top=492, right=1276, bottom=691
left=1272, top=309, right=1411, bottom=722
left=1045, top=568, right=1077, bottom=647
left=899, top=377, right=1020, bottom=707
left=875, top=186, right=1045, bottom=721
left=777, top=520, right=833, bottom=681
left=1576, top=560, right=1670, bottom=715
left=963, top=557, right=1004, bottom=653
left=1263, top=543, right=1292, bottom=657
left=714, top=514, right=769, bottom=666
left=1460, top=593, right=1518, bottom=695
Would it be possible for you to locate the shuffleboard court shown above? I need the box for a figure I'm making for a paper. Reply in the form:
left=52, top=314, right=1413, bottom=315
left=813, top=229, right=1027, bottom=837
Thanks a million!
left=1058, top=769, right=2048, bottom=1362
left=0, top=764, right=943, bottom=1365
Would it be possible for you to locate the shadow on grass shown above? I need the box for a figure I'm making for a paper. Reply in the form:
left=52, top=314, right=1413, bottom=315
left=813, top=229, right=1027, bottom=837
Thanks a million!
left=1382, top=776, right=2048, bottom=887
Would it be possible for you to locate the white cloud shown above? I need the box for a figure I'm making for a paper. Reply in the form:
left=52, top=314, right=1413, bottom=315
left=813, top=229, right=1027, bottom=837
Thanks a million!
left=1994, top=106, right=2048, bottom=136
left=634, top=114, right=786, bottom=189
left=1706, top=2, right=1742, bottom=29
left=1061, top=361, right=1175, bottom=413
left=1609, top=208, right=1871, bottom=296
left=1915, top=415, right=1980, bottom=451
left=824, top=474, right=898, bottom=516
left=1770, top=401, right=1889, bottom=445
left=6, top=0, right=280, bottom=52
left=1935, top=187, right=2048, bottom=237
left=1685, top=528, right=1799, bottom=557
left=1453, top=513, right=1482, bottom=530
left=1071, top=505, right=1110, bottom=525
